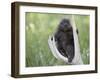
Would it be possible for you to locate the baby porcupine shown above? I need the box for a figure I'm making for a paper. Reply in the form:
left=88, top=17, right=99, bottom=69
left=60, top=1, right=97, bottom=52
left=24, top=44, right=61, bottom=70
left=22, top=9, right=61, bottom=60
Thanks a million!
left=55, top=19, right=75, bottom=63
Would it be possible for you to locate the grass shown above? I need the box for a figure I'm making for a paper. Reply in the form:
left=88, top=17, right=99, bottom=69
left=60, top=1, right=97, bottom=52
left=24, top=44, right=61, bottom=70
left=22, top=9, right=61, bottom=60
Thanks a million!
left=25, top=12, right=90, bottom=67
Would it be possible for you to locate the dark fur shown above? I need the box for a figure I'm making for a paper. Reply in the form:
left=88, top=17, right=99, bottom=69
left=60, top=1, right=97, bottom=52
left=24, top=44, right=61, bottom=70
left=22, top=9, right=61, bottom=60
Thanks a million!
left=55, top=19, right=75, bottom=63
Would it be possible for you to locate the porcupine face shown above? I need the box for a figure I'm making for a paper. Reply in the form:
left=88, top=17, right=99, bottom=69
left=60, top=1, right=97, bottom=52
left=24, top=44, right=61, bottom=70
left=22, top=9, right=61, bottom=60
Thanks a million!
left=55, top=19, right=75, bottom=63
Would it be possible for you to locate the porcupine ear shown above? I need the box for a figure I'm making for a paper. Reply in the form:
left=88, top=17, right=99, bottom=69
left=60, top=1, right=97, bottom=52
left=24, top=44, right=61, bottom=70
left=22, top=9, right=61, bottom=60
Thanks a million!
left=76, top=29, right=79, bottom=34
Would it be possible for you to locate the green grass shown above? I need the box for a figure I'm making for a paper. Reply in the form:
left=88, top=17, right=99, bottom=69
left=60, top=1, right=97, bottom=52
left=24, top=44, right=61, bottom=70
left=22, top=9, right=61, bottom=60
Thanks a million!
left=25, top=12, right=90, bottom=67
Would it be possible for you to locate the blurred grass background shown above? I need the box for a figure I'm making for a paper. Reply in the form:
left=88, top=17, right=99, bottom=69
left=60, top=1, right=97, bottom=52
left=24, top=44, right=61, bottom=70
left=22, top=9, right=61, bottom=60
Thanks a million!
left=25, top=12, right=90, bottom=67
